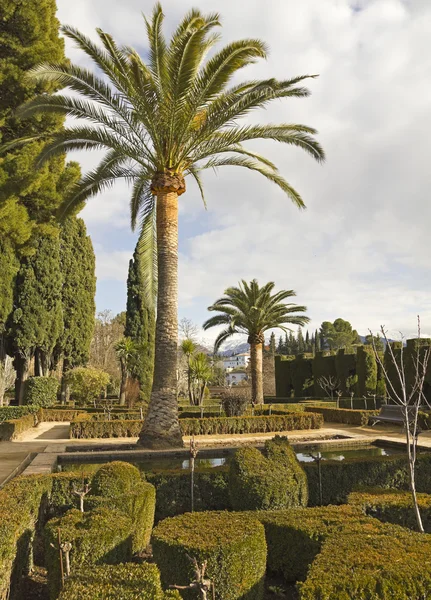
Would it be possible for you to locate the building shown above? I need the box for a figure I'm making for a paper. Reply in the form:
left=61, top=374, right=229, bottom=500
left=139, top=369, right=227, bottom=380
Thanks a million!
left=226, top=370, right=248, bottom=386
left=222, top=352, right=250, bottom=371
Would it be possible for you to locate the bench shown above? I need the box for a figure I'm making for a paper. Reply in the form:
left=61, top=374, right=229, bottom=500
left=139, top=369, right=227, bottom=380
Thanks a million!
left=369, top=405, right=417, bottom=427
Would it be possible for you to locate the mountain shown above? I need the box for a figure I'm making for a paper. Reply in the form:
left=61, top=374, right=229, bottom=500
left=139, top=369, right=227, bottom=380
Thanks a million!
left=217, top=339, right=250, bottom=356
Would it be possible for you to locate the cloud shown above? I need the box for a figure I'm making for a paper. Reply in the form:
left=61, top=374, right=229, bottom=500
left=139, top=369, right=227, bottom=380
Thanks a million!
left=56, top=0, right=431, bottom=338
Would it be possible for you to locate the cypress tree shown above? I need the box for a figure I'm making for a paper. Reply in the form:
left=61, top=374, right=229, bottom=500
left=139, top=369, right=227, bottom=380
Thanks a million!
left=305, top=330, right=310, bottom=352
left=57, top=216, right=96, bottom=402
left=297, top=327, right=305, bottom=353
left=125, top=237, right=156, bottom=402
left=269, top=332, right=276, bottom=355
left=289, top=331, right=297, bottom=356
left=277, top=336, right=283, bottom=354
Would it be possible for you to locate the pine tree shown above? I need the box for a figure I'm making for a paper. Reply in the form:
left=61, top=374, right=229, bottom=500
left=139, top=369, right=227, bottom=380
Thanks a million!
left=125, top=236, right=156, bottom=402
left=57, top=217, right=96, bottom=402
left=269, top=332, right=276, bottom=355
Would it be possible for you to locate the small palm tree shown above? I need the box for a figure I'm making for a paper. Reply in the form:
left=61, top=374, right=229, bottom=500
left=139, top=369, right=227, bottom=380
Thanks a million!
left=5, top=4, right=324, bottom=447
left=203, top=280, right=309, bottom=404
left=189, top=352, right=213, bottom=409
left=181, top=338, right=196, bottom=406
left=114, top=337, right=137, bottom=406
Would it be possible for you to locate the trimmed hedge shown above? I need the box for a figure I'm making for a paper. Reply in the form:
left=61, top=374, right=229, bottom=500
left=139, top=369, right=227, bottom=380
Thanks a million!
left=152, top=511, right=267, bottom=600
left=348, top=487, right=431, bottom=532
left=58, top=563, right=180, bottom=600
left=0, top=412, right=39, bottom=441
left=299, top=517, right=431, bottom=599
left=304, top=406, right=378, bottom=426
left=0, top=406, right=38, bottom=422
left=70, top=416, right=143, bottom=438
left=45, top=508, right=133, bottom=599
left=40, top=409, right=85, bottom=422
left=24, top=377, right=59, bottom=407
left=180, top=413, right=323, bottom=436
left=229, top=436, right=308, bottom=510
left=91, top=461, right=143, bottom=498
left=86, top=481, right=156, bottom=551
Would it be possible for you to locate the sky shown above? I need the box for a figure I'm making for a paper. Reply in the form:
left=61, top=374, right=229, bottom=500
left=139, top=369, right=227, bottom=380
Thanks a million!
left=56, top=0, right=431, bottom=345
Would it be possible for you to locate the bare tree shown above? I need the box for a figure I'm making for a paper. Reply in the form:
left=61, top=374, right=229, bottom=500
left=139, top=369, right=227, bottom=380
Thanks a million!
left=179, top=318, right=200, bottom=342
left=369, top=317, right=430, bottom=533
left=170, top=555, right=214, bottom=600
left=317, top=375, right=340, bottom=401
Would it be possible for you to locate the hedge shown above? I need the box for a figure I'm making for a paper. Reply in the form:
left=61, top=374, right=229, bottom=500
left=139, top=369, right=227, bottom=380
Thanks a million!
left=70, top=416, right=143, bottom=438
left=299, top=517, right=431, bottom=599
left=59, top=563, right=181, bottom=600
left=348, top=487, right=431, bottom=532
left=304, top=406, right=378, bottom=426
left=229, top=436, right=308, bottom=510
left=91, top=461, right=143, bottom=498
left=24, top=377, right=59, bottom=408
left=0, top=406, right=39, bottom=422
left=152, top=511, right=267, bottom=600
left=45, top=508, right=133, bottom=599
left=40, top=409, right=85, bottom=422
left=180, top=413, right=323, bottom=436
left=0, top=412, right=39, bottom=441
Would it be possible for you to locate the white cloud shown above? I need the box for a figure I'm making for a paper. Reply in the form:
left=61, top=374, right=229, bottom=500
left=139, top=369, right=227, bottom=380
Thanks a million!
left=56, top=0, right=431, bottom=338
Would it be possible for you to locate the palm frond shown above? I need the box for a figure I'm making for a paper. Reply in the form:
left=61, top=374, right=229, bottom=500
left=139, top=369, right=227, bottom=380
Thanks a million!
left=137, top=194, right=157, bottom=306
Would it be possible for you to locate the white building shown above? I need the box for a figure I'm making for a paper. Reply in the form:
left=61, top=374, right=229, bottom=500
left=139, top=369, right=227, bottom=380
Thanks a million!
left=222, top=352, right=250, bottom=371
left=226, top=370, right=248, bottom=386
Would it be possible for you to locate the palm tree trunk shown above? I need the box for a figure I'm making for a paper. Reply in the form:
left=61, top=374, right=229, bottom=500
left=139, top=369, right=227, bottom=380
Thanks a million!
left=139, top=175, right=185, bottom=448
left=119, top=359, right=127, bottom=406
left=249, top=338, right=264, bottom=404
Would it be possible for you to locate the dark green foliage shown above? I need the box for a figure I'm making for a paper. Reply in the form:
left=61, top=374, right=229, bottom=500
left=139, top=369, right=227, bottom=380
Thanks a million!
left=24, top=376, right=58, bottom=407
left=91, top=461, right=143, bottom=498
left=356, top=345, right=378, bottom=396
left=320, top=318, right=360, bottom=351
left=45, top=508, right=133, bottom=599
left=229, top=436, right=308, bottom=510
left=86, top=481, right=156, bottom=551
left=70, top=416, right=144, bottom=439
left=0, top=406, right=38, bottom=422
left=312, top=351, right=336, bottom=396
left=0, top=240, right=19, bottom=339
left=152, top=511, right=267, bottom=600
left=348, top=488, right=431, bottom=532
left=58, top=217, right=96, bottom=370
left=304, top=406, right=378, bottom=425
left=0, top=412, right=38, bottom=441
left=384, top=341, right=403, bottom=400
left=274, top=355, right=294, bottom=397
left=335, top=347, right=356, bottom=395
left=59, top=563, right=176, bottom=600
left=125, top=235, right=155, bottom=401
left=146, top=468, right=230, bottom=521
left=290, top=353, right=313, bottom=396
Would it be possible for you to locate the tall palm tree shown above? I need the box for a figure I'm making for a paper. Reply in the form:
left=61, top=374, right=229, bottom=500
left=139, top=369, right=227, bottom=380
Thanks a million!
left=5, top=5, right=324, bottom=447
left=203, top=280, right=309, bottom=404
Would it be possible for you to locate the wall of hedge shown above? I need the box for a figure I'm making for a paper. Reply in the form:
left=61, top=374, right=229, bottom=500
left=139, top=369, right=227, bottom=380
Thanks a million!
left=24, top=377, right=59, bottom=408
left=0, top=412, right=39, bottom=441
left=304, top=406, right=378, bottom=426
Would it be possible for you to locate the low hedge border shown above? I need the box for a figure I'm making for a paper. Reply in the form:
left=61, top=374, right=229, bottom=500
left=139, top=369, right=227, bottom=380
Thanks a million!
left=348, top=487, right=431, bottom=532
left=0, top=406, right=39, bottom=422
left=59, top=563, right=181, bottom=600
left=152, top=511, right=267, bottom=600
left=0, top=412, right=40, bottom=441
left=304, top=406, right=378, bottom=426
left=70, top=417, right=143, bottom=439
left=40, top=409, right=86, bottom=422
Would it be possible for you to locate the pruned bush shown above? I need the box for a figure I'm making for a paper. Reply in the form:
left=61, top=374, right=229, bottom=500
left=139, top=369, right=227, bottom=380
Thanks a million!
left=304, top=405, right=378, bottom=425
left=45, top=508, right=133, bottom=599
left=0, top=413, right=39, bottom=441
left=59, top=563, right=176, bottom=600
left=0, top=406, right=39, bottom=422
left=152, top=511, right=266, bottom=600
left=70, top=415, right=143, bottom=438
left=180, top=413, right=323, bottom=436
left=64, top=367, right=110, bottom=405
left=221, top=388, right=250, bottom=416
left=24, top=377, right=59, bottom=407
left=91, top=461, right=143, bottom=498
left=229, top=436, right=308, bottom=510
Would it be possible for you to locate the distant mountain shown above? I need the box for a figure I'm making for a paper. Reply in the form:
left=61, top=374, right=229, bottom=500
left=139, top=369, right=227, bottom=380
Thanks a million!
left=217, top=340, right=250, bottom=356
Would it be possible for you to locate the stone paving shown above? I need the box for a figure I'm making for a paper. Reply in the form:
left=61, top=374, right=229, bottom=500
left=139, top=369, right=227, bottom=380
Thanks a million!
left=2, top=420, right=431, bottom=484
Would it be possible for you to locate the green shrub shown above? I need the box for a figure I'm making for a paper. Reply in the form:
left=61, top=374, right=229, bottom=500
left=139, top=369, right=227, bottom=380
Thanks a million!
left=229, top=436, right=308, bottom=510
left=24, top=377, right=59, bottom=407
left=256, top=505, right=362, bottom=583
left=59, top=563, right=174, bottom=600
left=180, top=413, right=323, bottom=436
left=304, top=406, right=378, bottom=425
left=0, top=406, right=38, bottom=422
left=70, top=416, right=143, bottom=438
left=0, top=412, right=39, bottom=441
left=152, top=511, right=267, bottom=600
left=298, top=518, right=431, bottom=599
left=45, top=508, right=133, bottom=599
left=348, top=487, right=431, bottom=532
left=40, top=409, right=85, bottom=422
left=64, top=367, right=110, bottom=405
left=86, top=481, right=156, bottom=551
left=91, top=461, right=143, bottom=498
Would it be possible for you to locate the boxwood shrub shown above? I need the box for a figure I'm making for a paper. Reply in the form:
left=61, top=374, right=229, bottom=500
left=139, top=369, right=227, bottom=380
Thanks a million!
left=24, top=377, right=59, bottom=408
left=229, top=436, right=308, bottom=510
left=348, top=487, right=431, bottom=532
left=0, top=406, right=39, bottom=422
left=304, top=406, right=378, bottom=425
left=45, top=508, right=133, bottom=599
left=70, top=415, right=143, bottom=438
left=91, top=461, right=143, bottom=497
left=0, top=413, right=39, bottom=441
left=59, top=563, right=181, bottom=600
left=152, top=511, right=267, bottom=600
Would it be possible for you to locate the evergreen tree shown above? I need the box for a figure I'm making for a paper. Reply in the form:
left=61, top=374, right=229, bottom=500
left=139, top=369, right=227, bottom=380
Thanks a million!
left=289, top=331, right=298, bottom=356
left=284, top=332, right=289, bottom=355
left=57, top=217, right=96, bottom=402
left=315, top=329, right=321, bottom=353
left=277, top=335, right=284, bottom=354
left=297, top=327, right=305, bottom=353
left=8, top=232, right=63, bottom=403
left=125, top=236, right=156, bottom=402
left=305, top=330, right=310, bottom=352
left=269, top=332, right=276, bottom=356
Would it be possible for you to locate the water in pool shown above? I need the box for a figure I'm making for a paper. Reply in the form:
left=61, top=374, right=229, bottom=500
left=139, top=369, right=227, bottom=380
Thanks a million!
left=60, top=444, right=405, bottom=473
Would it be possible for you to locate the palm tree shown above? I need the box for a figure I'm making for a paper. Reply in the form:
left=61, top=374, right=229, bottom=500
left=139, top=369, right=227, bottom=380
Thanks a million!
left=203, top=280, right=309, bottom=404
left=181, top=338, right=196, bottom=406
left=114, top=337, right=137, bottom=406
left=6, top=5, right=324, bottom=447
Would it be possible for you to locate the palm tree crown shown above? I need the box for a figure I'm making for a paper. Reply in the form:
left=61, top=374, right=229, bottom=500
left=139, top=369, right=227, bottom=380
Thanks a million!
left=203, top=279, right=310, bottom=351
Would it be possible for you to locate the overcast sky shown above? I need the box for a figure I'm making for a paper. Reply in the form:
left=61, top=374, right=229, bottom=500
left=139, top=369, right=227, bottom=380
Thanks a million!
left=56, top=0, right=431, bottom=344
